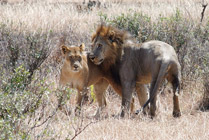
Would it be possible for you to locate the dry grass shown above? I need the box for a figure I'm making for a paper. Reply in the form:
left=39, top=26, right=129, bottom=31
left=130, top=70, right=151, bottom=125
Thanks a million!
left=1, top=0, right=208, bottom=32
left=27, top=84, right=209, bottom=140
left=76, top=114, right=209, bottom=140
left=1, top=0, right=209, bottom=139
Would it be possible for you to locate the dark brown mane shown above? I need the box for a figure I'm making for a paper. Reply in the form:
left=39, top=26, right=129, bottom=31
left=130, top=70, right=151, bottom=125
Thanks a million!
left=92, top=24, right=133, bottom=45
left=92, top=24, right=136, bottom=71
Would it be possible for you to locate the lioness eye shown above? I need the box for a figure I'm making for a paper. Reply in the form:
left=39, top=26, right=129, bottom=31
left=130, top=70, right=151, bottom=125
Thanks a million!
left=78, top=56, right=82, bottom=62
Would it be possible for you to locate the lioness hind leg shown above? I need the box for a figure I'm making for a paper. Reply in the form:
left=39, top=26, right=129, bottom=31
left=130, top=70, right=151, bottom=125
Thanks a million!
left=94, top=79, right=109, bottom=118
left=136, top=84, right=149, bottom=114
left=171, top=75, right=181, bottom=117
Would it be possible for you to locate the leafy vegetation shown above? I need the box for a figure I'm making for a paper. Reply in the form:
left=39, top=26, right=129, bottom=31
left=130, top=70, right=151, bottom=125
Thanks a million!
left=0, top=65, right=48, bottom=139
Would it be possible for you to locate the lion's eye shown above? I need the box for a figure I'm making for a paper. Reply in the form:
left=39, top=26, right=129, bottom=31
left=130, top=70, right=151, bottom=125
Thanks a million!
left=97, top=44, right=102, bottom=49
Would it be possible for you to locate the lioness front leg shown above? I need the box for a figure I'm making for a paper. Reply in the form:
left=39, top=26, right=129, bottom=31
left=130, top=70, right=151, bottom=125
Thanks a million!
left=75, top=88, right=88, bottom=115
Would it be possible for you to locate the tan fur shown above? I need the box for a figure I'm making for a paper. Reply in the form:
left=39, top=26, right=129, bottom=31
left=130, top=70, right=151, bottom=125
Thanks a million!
left=90, top=24, right=181, bottom=118
left=59, top=44, right=109, bottom=115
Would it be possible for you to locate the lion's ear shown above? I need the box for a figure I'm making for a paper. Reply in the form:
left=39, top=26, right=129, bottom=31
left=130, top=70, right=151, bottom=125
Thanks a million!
left=61, top=45, right=68, bottom=55
left=109, top=31, right=115, bottom=43
left=109, top=31, right=123, bottom=44
left=79, top=43, right=85, bottom=52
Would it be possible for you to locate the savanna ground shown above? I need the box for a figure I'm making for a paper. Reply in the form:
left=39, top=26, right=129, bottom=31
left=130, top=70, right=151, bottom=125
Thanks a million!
left=0, top=0, right=209, bottom=139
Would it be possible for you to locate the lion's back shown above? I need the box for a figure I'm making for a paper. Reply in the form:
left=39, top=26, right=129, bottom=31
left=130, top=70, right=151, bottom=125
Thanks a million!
left=140, top=40, right=178, bottom=61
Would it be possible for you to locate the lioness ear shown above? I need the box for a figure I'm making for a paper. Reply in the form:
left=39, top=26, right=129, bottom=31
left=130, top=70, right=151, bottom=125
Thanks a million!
left=61, top=45, right=68, bottom=55
left=92, top=33, right=96, bottom=42
left=79, top=43, right=85, bottom=52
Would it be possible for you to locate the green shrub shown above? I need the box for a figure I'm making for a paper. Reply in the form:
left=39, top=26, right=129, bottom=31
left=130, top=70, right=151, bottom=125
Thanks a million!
left=0, top=65, right=49, bottom=140
left=99, top=11, right=152, bottom=42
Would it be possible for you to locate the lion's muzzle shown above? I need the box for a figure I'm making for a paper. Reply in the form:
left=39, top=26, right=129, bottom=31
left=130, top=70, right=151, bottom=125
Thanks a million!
left=89, top=53, right=104, bottom=65
left=89, top=53, right=95, bottom=61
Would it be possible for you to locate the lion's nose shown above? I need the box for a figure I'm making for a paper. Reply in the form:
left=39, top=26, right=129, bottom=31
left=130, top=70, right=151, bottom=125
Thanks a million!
left=89, top=54, right=95, bottom=61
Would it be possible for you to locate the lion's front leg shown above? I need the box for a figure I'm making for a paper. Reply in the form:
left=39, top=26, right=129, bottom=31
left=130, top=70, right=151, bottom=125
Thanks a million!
left=120, top=64, right=136, bottom=118
left=120, top=82, right=135, bottom=118
left=94, top=79, right=109, bottom=119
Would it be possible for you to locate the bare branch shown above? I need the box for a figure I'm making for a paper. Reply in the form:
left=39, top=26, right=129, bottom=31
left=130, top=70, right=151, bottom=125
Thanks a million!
left=30, top=107, right=58, bottom=130
left=200, top=1, right=208, bottom=22
left=71, top=120, right=97, bottom=140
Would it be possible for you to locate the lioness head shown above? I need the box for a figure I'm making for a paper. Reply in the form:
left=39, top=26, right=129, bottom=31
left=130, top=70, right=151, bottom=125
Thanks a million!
left=89, top=24, right=124, bottom=65
left=61, top=44, right=85, bottom=72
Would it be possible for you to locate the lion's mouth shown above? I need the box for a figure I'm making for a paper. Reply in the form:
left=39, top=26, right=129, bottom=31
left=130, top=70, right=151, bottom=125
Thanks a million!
left=95, top=59, right=104, bottom=65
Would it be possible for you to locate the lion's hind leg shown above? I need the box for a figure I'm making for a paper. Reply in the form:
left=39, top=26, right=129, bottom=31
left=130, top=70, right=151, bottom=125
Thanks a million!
left=167, top=62, right=181, bottom=117
left=136, top=84, right=149, bottom=115
left=171, top=75, right=181, bottom=117
left=148, top=62, right=169, bottom=118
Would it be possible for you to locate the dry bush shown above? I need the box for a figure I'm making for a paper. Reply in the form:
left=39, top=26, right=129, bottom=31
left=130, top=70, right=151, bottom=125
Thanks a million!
left=199, top=73, right=209, bottom=111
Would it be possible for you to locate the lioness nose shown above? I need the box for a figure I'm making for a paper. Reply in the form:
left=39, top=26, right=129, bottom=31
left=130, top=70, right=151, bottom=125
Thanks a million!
left=74, top=64, right=78, bottom=68
left=89, top=54, right=95, bottom=61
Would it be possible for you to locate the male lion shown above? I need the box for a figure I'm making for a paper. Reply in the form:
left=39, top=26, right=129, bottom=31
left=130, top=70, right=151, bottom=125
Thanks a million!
left=59, top=43, right=108, bottom=115
left=89, top=24, right=181, bottom=118
left=59, top=43, right=149, bottom=117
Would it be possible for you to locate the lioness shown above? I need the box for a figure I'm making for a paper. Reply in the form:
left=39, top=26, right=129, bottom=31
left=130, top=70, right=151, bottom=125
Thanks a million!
left=59, top=43, right=149, bottom=117
left=89, top=24, right=181, bottom=118
left=59, top=43, right=108, bottom=115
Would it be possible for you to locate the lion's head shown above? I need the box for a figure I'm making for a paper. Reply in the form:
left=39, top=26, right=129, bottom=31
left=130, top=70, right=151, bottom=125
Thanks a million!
left=89, top=24, right=129, bottom=66
left=61, top=44, right=85, bottom=72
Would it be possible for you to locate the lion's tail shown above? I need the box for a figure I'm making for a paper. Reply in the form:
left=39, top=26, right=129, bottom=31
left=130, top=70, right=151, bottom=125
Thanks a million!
left=142, top=61, right=170, bottom=111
